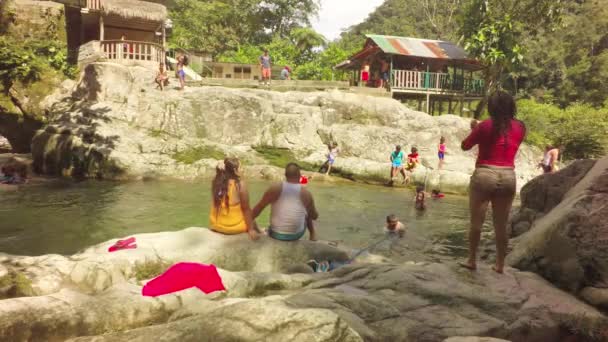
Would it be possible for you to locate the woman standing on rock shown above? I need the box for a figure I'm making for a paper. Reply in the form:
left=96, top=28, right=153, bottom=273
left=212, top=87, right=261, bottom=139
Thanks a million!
left=460, top=91, right=526, bottom=274
left=210, top=158, right=258, bottom=240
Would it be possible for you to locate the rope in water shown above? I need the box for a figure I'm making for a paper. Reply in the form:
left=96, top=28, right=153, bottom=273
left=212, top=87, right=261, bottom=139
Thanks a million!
left=348, top=234, right=394, bottom=263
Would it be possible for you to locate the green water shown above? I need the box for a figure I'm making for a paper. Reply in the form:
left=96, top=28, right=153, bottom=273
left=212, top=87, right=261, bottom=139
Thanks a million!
left=0, top=179, right=474, bottom=258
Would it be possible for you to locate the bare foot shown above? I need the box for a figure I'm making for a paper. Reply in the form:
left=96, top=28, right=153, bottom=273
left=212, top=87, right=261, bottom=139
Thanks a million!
left=458, top=262, right=477, bottom=271
left=492, top=265, right=504, bottom=274
left=248, top=230, right=260, bottom=241
left=309, top=232, right=318, bottom=241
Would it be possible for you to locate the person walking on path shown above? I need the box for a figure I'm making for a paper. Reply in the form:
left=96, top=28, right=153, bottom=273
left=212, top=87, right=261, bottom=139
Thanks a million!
left=459, top=91, right=526, bottom=274
left=259, top=50, right=272, bottom=86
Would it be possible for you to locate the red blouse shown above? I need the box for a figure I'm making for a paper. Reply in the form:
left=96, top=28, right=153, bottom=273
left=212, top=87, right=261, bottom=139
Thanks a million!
left=462, top=119, right=526, bottom=168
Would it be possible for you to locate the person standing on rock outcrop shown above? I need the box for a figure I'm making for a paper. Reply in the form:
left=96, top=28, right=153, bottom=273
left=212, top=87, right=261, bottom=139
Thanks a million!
left=252, top=163, right=318, bottom=241
left=176, top=55, right=186, bottom=90
left=259, top=50, right=272, bottom=87
left=209, top=158, right=259, bottom=240
left=460, top=91, right=526, bottom=274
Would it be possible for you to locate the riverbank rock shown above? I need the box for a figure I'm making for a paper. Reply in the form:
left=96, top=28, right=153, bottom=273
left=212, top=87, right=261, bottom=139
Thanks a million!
left=33, top=62, right=542, bottom=193
left=0, top=228, right=606, bottom=341
left=443, top=338, right=510, bottom=342
left=508, top=156, right=608, bottom=309
left=508, top=159, right=597, bottom=237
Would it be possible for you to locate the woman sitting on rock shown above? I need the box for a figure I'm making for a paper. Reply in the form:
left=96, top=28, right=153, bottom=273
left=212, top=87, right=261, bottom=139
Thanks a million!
left=210, top=158, right=258, bottom=240
left=460, top=91, right=526, bottom=274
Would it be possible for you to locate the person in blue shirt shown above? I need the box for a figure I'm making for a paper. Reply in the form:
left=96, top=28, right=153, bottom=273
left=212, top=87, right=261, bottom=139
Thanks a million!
left=389, top=145, right=406, bottom=185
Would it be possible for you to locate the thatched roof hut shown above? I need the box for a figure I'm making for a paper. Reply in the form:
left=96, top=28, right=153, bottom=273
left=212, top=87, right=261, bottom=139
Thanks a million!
left=101, top=0, right=167, bottom=23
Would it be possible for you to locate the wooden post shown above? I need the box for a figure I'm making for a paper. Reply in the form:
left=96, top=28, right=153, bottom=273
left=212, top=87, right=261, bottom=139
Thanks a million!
left=99, top=15, right=104, bottom=41
left=426, top=92, right=430, bottom=114
left=390, top=54, right=393, bottom=90
left=162, top=24, right=166, bottom=52
left=448, top=99, right=452, bottom=114
left=417, top=98, right=422, bottom=111
left=460, top=95, right=465, bottom=116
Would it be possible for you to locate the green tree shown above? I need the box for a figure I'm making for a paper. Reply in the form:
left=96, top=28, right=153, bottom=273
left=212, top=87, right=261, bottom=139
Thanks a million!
left=459, top=0, right=566, bottom=117
left=517, top=99, right=608, bottom=159
left=257, top=0, right=320, bottom=38
left=0, top=37, right=44, bottom=114
left=169, top=0, right=320, bottom=56
left=289, top=27, right=326, bottom=64
left=338, top=0, right=464, bottom=53
left=294, top=42, right=351, bottom=81
left=516, top=0, right=608, bottom=107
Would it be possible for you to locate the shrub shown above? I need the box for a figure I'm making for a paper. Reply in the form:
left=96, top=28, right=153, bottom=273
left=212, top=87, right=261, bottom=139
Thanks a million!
left=517, top=99, right=608, bottom=159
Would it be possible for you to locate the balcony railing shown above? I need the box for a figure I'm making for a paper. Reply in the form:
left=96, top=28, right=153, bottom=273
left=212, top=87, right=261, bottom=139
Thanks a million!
left=392, top=70, right=484, bottom=95
left=86, top=0, right=101, bottom=10
left=100, top=40, right=164, bottom=63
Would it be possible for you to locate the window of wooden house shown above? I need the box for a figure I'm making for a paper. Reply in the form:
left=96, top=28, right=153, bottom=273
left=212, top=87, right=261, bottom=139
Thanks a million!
left=243, top=67, right=252, bottom=79
left=214, top=66, right=223, bottom=78
left=234, top=67, right=243, bottom=79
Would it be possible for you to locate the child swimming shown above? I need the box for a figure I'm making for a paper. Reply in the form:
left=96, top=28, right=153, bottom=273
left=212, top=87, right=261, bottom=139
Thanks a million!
left=431, top=189, right=445, bottom=199
left=384, top=214, right=406, bottom=237
left=415, top=186, right=426, bottom=210
left=0, top=162, right=27, bottom=185
left=307, top=214, right=405, bottom=273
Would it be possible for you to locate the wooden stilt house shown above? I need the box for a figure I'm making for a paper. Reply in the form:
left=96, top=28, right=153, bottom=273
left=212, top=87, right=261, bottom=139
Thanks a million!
left=336, top=34, right=485, bottom=115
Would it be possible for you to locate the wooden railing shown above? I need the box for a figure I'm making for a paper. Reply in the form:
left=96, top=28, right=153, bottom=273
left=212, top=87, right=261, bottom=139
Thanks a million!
left=392, top=70, right=483, bottom=95
left=101, top=40, right=164, bottom=63
left=86, top=0, right=101, bottom=10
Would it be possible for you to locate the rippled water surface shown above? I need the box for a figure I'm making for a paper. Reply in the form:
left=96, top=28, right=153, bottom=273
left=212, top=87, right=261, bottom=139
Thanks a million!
left=0, top=179, right=477, bottom=257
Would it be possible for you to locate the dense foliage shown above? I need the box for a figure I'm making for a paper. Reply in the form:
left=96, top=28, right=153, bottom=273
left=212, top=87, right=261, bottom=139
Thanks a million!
left=169, top=0, right=319, bottom=55
left=336, top=0, right=608, bottom=159
left=0, top=3, right=75, bottom=117
left=517, top=100, right=608, bottom=159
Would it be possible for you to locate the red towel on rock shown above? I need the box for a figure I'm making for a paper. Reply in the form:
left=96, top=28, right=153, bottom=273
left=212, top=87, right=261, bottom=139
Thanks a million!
left=142, top=262, right=225, bottom=297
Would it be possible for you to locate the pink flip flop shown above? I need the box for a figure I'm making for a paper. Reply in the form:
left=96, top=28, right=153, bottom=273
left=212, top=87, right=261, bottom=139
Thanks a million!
left=108, top=237, right=137, bottom=252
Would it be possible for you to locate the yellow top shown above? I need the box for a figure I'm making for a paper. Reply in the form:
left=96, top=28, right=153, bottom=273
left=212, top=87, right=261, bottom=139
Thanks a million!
left=209, top=180, right=247, bottom=235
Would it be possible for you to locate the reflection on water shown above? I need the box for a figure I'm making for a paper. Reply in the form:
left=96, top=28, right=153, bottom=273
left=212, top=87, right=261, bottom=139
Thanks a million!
left=0, top=179, right=483, bottom=258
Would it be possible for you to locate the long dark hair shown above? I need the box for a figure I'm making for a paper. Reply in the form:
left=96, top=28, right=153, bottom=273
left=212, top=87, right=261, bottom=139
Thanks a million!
left=487, top=91, right=517, bottom=136
left=212, top=158, right=240, bottom=211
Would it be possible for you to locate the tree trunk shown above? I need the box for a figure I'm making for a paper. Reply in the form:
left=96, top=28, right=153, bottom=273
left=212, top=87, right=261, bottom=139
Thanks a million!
left=7, top=87, right=27, bottom=117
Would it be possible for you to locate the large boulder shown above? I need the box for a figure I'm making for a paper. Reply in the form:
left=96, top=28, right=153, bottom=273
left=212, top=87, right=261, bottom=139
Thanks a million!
left=508, top=159, right=597, bottom=237
left=0, top=228, right=607, bottom=342
left=508, top=157, right=608, bottom=298
left=34, top=63, right=542, bottom=193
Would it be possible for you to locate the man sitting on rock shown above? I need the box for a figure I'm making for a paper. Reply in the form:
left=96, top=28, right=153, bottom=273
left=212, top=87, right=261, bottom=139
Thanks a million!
left=252, top=163, right=318, bottom=241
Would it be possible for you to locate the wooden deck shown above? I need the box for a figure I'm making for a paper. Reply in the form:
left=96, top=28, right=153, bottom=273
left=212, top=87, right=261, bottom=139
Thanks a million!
left=391, top=70, right=483, bottom=97
left=100, top=40, right=164, bottom=64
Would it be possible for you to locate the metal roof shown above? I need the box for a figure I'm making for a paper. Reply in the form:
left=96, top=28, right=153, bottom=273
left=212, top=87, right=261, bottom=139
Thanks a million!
left=365, top=34, right=470, bottom=60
